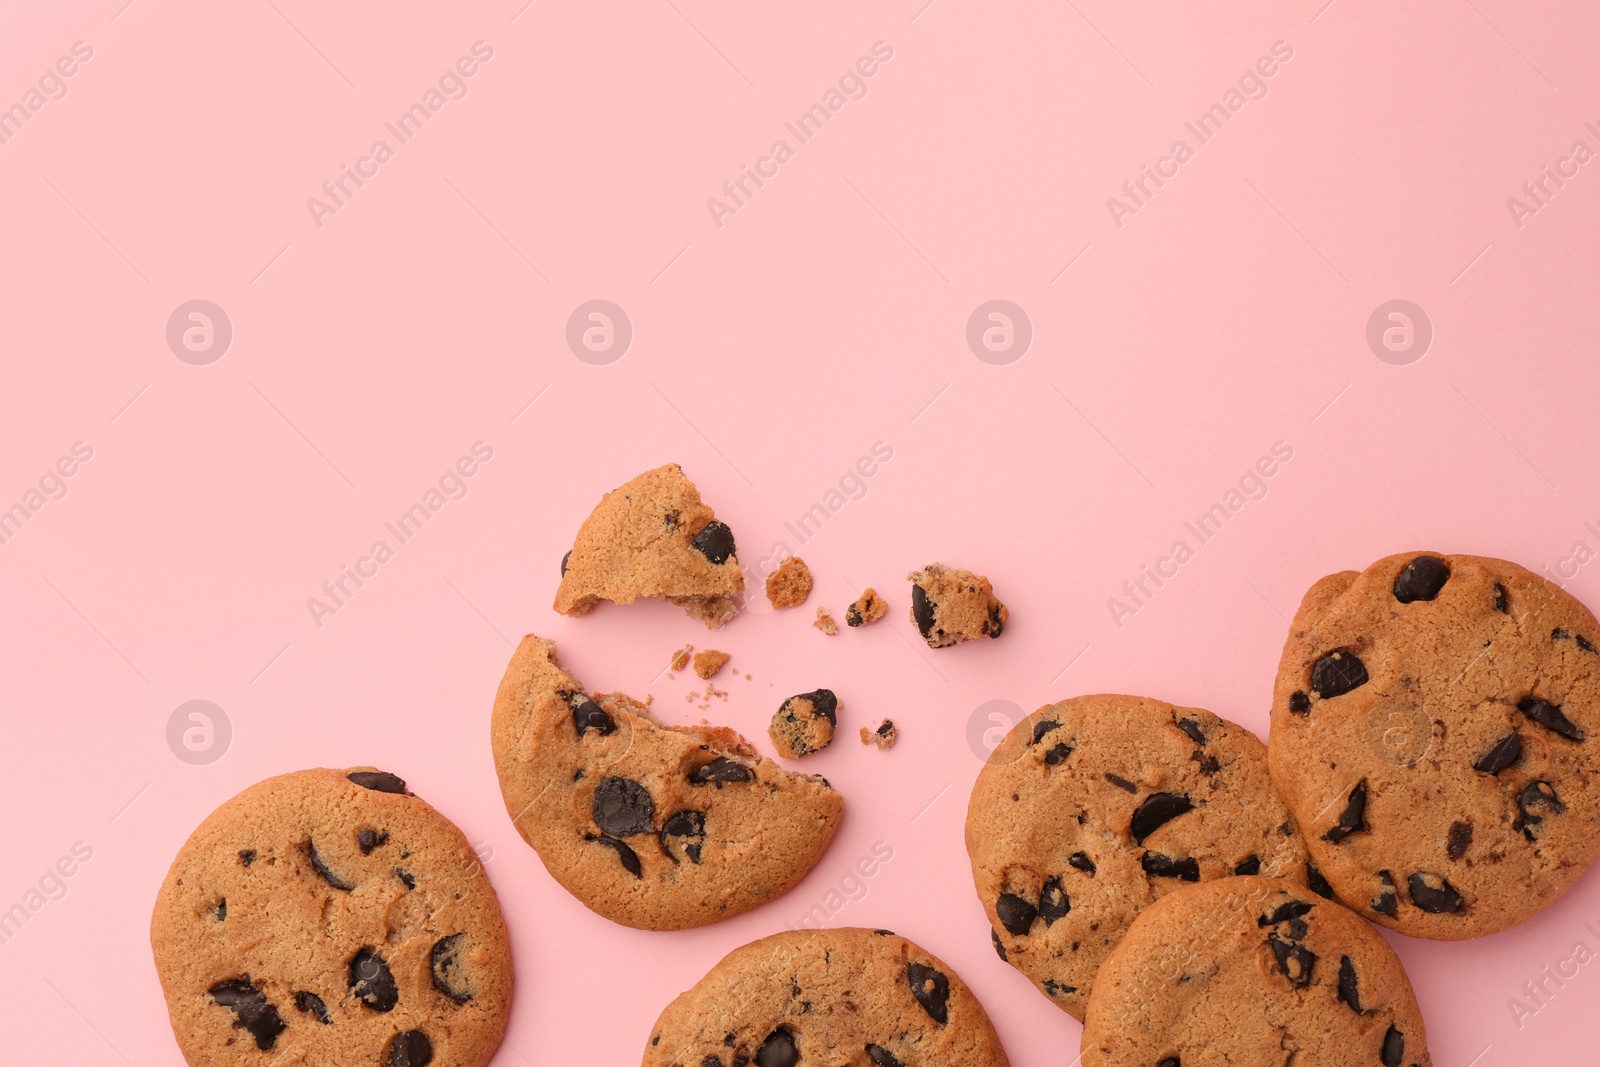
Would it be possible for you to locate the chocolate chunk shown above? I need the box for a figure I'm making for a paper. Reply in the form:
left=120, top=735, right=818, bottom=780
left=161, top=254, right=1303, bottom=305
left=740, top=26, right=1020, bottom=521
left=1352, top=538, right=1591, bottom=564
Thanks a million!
left=215, top=898, right=226, bottom=921
left=782, top=689, right=838, bottom=726
left=1042, top=979, right=1076, bottom=997
left=1192, top=751, right=1222, bottom=775
left=593, top=777, right=655, bottom=837
left=985, top=604, right=1005, bottom=638
left=991, top=928, right=1007, bottom=961
left=1068, top=852, right=1096, bottom=876
left=209, top=979, right=286, bottom=1050
left=388, top=1029, right=433, bottom=1067
left=1157, top=1060, right=1180, bottom=1067
left=293, top=990, right=330, bottom=1024
left=1474, top=731, right=1522, bottom=774
left=1381, top=1025, right=1405, bottom=1067
left=1039, top=877, right=1070, bottom=924
left=1105, top=773, right=1137, bottom=792
left=1518, top=697, right=1585, bottom=741
left=1258, top=900, right=1314, bottom=927
left=1175, top=717, right=1207, bottom=744
left=585, top=833, right=643, bottom=877
left=689, top=757, right=754, bottom=785
left=1337, top=956, right=1362, bottom=1013
left=1130, top=792, right=1194, bottom=843
left=690, top=521, right=736, bottom=564
left=1407, top=872, right=1463, bottom=913
left=755, top=1027, right=798, bottom=1067
left=358, top=829, right=389, bottom=855
left=1311, top=651, right=1367, bottom=698
left=1371, top=871, right=1398, bottom=917
left=1141, top=853, right=1199, bottom=881
left=866, top=1045, right=905, bottom=1067
left=907, top=962, right=950, bottom=1024
left=1306, top=861, right=1334, bottom=899
left=1515, top=781, right=1565, bottom=841
left=430, top=933, right=472, bottom=1001
left=1031, top=719, right=1061, bottom=744
left=566, top=692, right=616, bottom=737
left=560, top=550, right=570, bottom=576
left=663, top=509, right=680, bottom=530
left=306, top=839, right=353, bottom=891
left=1393, top=556, right=1449, bottom=602
left=349, top=949, right=399, bottom=1012
left=1289, top=691, right=1311, bottom=715
left=239, top=849, right=256, bottom=866
left=1043, top=742, right=1072, bottom=765
left=1494, top=581, right=1508, bottom=612
left=996, top=892, right=1037, bottom=935
left=394, top=868, right=416, bottom=890
left=1323, top=782, right=1367, bottom=843
left=347, top=771, right=408, bottom=794
left=1549, top=628, right=1596, bottom=652
left=1268, top=934, right=1316, bottom=986
left=1446, top=820, right=1473, bottom=860
left=910, top=584, right=937, bottom=639
left=1234, top=856, right=1261, bottom=876
left=659, top=810, right=707, bottom=864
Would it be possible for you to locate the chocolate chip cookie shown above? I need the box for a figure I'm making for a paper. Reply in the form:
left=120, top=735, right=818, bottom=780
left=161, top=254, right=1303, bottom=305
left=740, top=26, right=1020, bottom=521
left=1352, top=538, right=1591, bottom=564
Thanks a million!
left=150, top=768, right=512, bottom=1067
left=966, top=694, right=1309, bottom=1020
left=908, top=563, right=1007, bottom=647
left=554, top=464, right=745, bottom=628
left=490, top=635, right=843, bottom=930
left=644, top=928, right=1010, bottom=1067
left=1269, top=551, right=1600, bottom=939
left=1082, top=877, right=1431, bottom=1067
left=769, top=689, right=839, bottom=758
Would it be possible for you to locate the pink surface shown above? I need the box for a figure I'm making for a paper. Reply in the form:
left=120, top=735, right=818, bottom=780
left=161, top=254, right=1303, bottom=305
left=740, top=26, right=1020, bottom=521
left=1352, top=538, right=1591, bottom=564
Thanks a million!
left=3, top=0, right=1600, bottom=1063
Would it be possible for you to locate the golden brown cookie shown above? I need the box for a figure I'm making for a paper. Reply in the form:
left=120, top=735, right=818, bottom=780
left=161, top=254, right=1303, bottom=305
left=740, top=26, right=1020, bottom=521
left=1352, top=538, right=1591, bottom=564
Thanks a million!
left=1269, top=551, right=1600, bottom=939
left=846, top=587, right=888, bottom=626
left=768, top=689, right=839, bottom=758
left=691, top=649, right=729, bottom=679
left=908, top=563, right=1007, bottom=647
left=765, top=556, right=813, bottom=608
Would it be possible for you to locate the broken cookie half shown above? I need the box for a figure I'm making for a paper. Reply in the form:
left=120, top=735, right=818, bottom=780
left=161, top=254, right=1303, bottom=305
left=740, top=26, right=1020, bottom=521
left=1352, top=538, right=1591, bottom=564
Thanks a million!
left=553, top=464, right=745, bottom=629
left=490, top=635, right=843, bottom=931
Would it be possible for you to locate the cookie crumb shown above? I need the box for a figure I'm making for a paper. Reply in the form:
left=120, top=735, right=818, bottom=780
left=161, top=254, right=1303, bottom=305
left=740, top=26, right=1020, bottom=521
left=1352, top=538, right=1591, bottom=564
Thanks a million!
left=907, top=562, right=1008, bottom=648
left=693, top=649, right=730, bottom=679
left=813, top=607, right=839, bottom=636
left=770, top=689, right=839, bottom=758
left=670, top=645, right=693, bottom=672
left=766, top=557, right=814, bottom=608
left=846, top=588, right=888, bottom=627
left=860, top=719, right=897, bottom=749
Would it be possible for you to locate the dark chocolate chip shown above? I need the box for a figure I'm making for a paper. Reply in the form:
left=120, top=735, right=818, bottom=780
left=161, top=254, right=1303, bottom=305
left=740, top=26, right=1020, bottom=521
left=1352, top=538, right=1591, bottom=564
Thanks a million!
left=1393, top=556, right=1449, bottom=602
left=1288, top=691, right=1311, bottom=715
left=1234, top=856, right=1261, bottom=876
left=209, top=979, right=286, bottom=1050
left=1175, top=717, right=1207, bottom=745
left=1474, top=731, right=1522, bottom=774
left=1306, top=862, right=1334, bottom=899
left=293, top=990, right=330, bottom=1024
left=1446, top=820, right=1473, bottom=860
left=910, top=583, right=937, bottom=639
left=1381, top=1025, right=1405, bottom=1067
left=1493, top=581, right=1508, bottom=612
left=782, top=689, right=838, bottom=727
left=585, top=833, right=642, bottom=877
left=1311, top=652, right=1367, bottom=699
left=1258, top=900, right=1314, bottom=927
left=991, top=928, right=1007, bottom=961
left=566, top=692, right=616, bottom=737
left=1068, top=852, right=1096, bottom=876
left=1042, top=979, right=1076, bottom=997
left=215, top=898, right=226, bottom=921
left=690, top=521, right=736, bottom=564
left=306, top=839, right=353, bottom=891
left=658, top=810, right=707, bottom=864
left=688, top=757, right=754, bottom=785
left=866, top=1045, right=905, bottom=1067
left=1157, top=1060, right=1180, bottom=1067
left=996, top=892, right=1037, bottom=936
left=1031, top=719, right=1061, bottom=744
left=347, top=771, right=408, bottom=794
left=1337, top=956, right=1362, bottom=1013
left=1515, top=781, right=1565, bottom=841
left=1518, top=697, right=1585, bottom=741
left=1268, top=933, right=1316, bottom=986
left=1130, top=792, right=1194, bottom=843
left=985, top=604, right=1005, bottom=638
left=1582, top=635, right=1598, bottom=654
left=907, top=962, right=950, bottom=1024
left=239, top=849, right=256, bottom=866
left=1043, top=742, right=1072, bottom=766
left=1549, top=628, right=1595, bottom=652
left=1141, top=853, right=1199, bottom=881
left=430, top=933, right=472, bottom=1001
left=1407, top=872, right=1463, bottom=913
left=1371, top=871, right=1398, bottom=917
left=663, top=509, right=680, bottom=531
left=388, top=1029, right=433, bottom=1067
left=1323, top=782, right=1368, bottom=844
left=395, top=868, right=416, bottom=890
left=1105, top=773, right=1137, bottom=792
left=1039, top=877, right=1070, bottom=925
left=1192, top=751, right=1222, bottom=775
left=593, top=777, right=655, bottom=837
left=358, top=829, right=389, bottom=855
left=560, top=550, right=570, bottom=576
left=349, top=949, right=399, bottom=1012
left=755, top=1026, right=798, bottom=1067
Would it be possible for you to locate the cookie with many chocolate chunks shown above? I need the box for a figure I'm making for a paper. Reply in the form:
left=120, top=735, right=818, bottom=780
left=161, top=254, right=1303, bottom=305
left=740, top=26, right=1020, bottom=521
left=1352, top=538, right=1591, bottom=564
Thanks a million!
left=1082, top=877, right=1431, bottom=1067
left=1269, top=552, right=1600, bottom=939
left=908, top=563, right=1007, bottom=647
left=151, top=768, right=512, bottom=1067
left=644, top=928, right=1010, bottom=1067
left=966, top=694, right=1309, bottom=1020
left=553, top=463, right=745, bottom=629
left=491, top=635, right=843, bottom=930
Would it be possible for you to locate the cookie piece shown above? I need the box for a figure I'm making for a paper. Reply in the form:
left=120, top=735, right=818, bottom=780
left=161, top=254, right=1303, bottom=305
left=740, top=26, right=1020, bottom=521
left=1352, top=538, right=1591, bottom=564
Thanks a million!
left=861, top=719, right=898, bottom=748
left=150, top=768, right=512, bottom=1067
left=966, top=694, right=1310, bottom=1020
left=847, top=587, right=888, bottom=626
left=669, top=645, right=692, bottom=673
left=553, top=464, right=744, bottom=629
left=644, top=928, right=1010, bottom=1067
left=765, top=557, right=813, bottom=609
left=491, top=636, right=842, bottom=930
left=770, top=689, right=839, bottom=758
left=908, top=563, right=1007, bottom=647
left=691, top=649, right=728, bottom=679
left=1269, top=552, right=1600, bottom=940
left=813, top=607, right=839, bottom=635
left=1082, top=877, right=1431, bottom=1067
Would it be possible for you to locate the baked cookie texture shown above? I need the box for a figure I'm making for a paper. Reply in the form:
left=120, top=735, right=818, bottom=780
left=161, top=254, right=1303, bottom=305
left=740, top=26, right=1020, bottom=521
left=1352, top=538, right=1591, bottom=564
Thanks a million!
left=643, top=928, right=1010, bottom=1067
left=769, top=689, right=839, bottom=758
left=150, top=768, right=512, bottom=1067
left=765, top=556, right=813, bottom=609
left=491, top=635, right=843, bottom=930
left=554, top=464, right=745, bottom=629
left=908, top=563, right=1007, bottom=647
left=966, top=694, right=1309, bottom=1020
left=1269, top=551, right=1600, bottom=940
left=1082, top=877, right=1431, bottom=1067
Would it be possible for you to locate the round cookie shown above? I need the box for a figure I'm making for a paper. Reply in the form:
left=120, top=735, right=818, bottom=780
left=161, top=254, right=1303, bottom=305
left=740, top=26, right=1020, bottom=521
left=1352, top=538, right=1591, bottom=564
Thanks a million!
left=150, top=768, right=512, bottom=1067
left=966, top=694, right=1310, bottom=1020
left=1082, top=877, right=1432, bottom=1067
left=491, top=635, right=843, bottom=930
left=1269, top=551, right=1600, bottom=939
left=643, top=928, right=1010, bottom=1067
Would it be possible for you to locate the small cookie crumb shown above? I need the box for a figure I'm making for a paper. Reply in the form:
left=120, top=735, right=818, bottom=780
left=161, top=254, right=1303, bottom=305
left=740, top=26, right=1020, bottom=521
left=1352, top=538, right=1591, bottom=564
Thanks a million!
left=766, top=557, right=814, bottom=609
left=769, top=689, right=839, bottom=758
left=860, top=719, right=897, bottom=749
left=846, top=588, right=888, bottom=627
left=693, top=649, right=730, bottom=679
left=813, top=607, right=839, bottom=636
left=670, top=645, right=693, bottom=672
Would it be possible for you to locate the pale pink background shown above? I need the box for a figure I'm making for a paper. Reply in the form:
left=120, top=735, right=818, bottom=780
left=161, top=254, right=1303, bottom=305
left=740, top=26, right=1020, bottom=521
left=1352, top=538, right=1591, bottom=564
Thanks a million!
left=4, top=0, right=1600, bottom=1063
